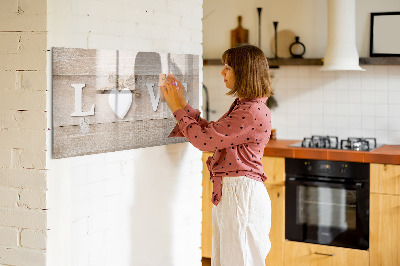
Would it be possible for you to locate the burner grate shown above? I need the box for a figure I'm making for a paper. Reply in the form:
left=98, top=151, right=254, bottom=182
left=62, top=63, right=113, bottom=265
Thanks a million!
left=340, top=137, right=377, bottom=151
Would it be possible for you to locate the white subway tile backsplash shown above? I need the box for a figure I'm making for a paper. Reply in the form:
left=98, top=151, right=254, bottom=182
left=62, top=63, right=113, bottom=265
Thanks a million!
left=374, top=117, right=389, bottom=131
left=298, top=77, right=311, bottom=89
left=374, top=130, right=389, bottom=144
left=336, top=103, right=349, bottom=116
left=349, top=103, right=362, bottom=117
left=310, top=66, right=323, bottom=77
left=323, top=115, right=336, bottom=129
left=374, top=77, right=388, bottom=91
left=388, top=91, right=400, bottom=104
left=204, top=65, right=400, bottom=144
left=323, top=103, right=336, bottom=115
left=298, top=67, right=311, bottom=78
left=322, top=70, right=335, bottom=78
left=349, top=128, right=362, bottom=137
left=323, top=87, right=336, bottom=103
left=336, top=115, right=348, bottom=129
left=388, top=131, right=400, bottom=143
left=348, top=71, right=362, bottom=90
left=310, top=77, right=324, bottom=90
left=335, top=72, right=349, bottom=90
left=389, top=117, right=400, bottom=131
left=362, top=116, right=375, bottom=130
left=389, top=104, right=400, bottom=117
left=336, top=90, right=349, bottom=103
left=375, top=104, right=389, bottom=117
left=348, top=116, right=362, bottom=129
left=374, top=90, right=388, bottom=104
left=374, top=65, right=388, bottom=77
left=361, top=90, right=374, bottom=104
left=285, top=66, right=298, bottom=77
left=388, top=76, right=400, bottom=91
left=286, top=77, right=299, bottom=89
left=348, top=90, right=362, bottom=103
left=362, top=128, right=375, bottom=138
left=388, top=65, right=400, bottom=76
left=361, top=104, right=375, bottom=117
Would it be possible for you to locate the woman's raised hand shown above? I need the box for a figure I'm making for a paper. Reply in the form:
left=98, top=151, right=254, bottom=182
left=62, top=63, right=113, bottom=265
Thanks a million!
left=161, top=76, right=185, bottom=113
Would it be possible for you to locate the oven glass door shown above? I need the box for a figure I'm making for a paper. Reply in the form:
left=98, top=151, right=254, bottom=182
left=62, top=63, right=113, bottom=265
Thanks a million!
left=286, top=179, right=369, bottom=250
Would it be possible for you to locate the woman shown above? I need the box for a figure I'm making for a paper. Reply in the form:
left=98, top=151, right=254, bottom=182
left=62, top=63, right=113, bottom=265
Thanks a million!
left=161, top=44, right=273, bottom=266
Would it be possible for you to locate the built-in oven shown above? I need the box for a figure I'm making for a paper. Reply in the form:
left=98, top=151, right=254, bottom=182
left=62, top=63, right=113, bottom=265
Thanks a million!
left=285, top=158, right=370, bottom=250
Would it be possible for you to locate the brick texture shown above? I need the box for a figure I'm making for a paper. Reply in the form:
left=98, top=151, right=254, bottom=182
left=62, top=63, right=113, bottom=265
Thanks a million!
left=0, top=0, right=47, bottom=264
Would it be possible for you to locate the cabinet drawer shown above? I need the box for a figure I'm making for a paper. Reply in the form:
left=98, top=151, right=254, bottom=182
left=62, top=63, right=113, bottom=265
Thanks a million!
left=284, top=241, right=369, bottom=266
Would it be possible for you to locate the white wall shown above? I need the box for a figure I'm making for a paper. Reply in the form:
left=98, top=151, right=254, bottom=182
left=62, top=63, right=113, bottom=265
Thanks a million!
left=203, top=0, right=400, bottom=58
left=46, top=0, right=203, bottom=266
left=0, top=0, right=48, bottom=265
left=203, top=0, right=400, bottom=145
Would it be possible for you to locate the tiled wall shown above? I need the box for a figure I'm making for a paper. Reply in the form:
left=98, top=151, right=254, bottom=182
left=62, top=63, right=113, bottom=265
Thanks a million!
left=203, top=65, right=400, bottom=145
left=271, top=65, right=400, bottom=144
left=46, top=0, right=203, bottom=266
left=0, top=1, right=48, bottom=265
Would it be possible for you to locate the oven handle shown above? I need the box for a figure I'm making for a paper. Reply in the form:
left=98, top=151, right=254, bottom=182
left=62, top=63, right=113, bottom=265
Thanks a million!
left=286, top=177, right=364, bottom=189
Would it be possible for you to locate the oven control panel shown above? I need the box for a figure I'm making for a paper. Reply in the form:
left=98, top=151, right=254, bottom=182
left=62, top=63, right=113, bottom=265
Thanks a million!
left=286, top=158, right=369, bottom=180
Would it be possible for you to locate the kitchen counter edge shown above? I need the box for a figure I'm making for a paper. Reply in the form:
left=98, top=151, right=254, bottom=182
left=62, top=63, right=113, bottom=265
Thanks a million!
left=263, top=139, right=400, bottom=165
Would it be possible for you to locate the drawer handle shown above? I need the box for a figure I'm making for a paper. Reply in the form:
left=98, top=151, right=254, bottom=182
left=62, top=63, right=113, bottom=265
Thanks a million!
left=314, top=252, right=335, bottom=257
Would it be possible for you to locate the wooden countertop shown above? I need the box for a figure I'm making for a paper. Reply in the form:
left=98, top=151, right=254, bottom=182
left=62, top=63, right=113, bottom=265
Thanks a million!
left=263, top=139, right=400, bottom=165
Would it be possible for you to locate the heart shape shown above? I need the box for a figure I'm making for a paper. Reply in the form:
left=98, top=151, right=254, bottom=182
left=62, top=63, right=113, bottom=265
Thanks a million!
left=108, top=88, right=133, bottom=119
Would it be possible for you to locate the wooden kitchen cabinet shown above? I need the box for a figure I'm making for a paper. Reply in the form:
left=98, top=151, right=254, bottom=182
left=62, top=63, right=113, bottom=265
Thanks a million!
left=284, top=241, right=369, bottom=266
left=264, top=184, right=285, bottom=266
left=370, top=163, right=400, bottom=195
left=370, top=163, right=400, bottom=266
left=262, top=156, right=285, bottom=266
left=202, top=152, right=213, bottom=258
left=201, top=154, right=286, bottom=266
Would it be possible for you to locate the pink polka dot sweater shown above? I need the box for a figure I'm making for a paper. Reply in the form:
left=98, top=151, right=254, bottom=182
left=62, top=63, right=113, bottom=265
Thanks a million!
left=169, top=97, right=272, bottom=206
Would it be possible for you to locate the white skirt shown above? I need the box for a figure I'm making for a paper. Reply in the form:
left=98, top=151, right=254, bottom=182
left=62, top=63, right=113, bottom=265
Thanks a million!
left=212, top=176, right=271, bottom=266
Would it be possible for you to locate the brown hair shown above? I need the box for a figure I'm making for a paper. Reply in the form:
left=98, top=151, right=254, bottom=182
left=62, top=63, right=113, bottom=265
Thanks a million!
left=221, top=44, right=273, bottom=99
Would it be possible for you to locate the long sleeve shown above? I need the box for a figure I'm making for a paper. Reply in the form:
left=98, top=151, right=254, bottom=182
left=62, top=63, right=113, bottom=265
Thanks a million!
left=172, top=105, right=257, bottom=152
left=169, top=104, right=210, bottom=137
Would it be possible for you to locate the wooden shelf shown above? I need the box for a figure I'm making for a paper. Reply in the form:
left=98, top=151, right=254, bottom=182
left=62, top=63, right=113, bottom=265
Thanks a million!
left=203, top=57, right=400, bottom=67
left=359, top=57, right=400, bottom=65
left=203, top=58, right=323, bottom=67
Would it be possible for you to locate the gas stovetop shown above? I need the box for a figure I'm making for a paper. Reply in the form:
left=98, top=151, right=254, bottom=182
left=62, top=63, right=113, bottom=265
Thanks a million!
left=289, top=135, right=382, bottom=151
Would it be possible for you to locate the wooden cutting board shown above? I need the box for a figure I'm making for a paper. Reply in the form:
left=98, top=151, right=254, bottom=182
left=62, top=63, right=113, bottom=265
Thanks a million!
left=231, top=16, right=249, bottom=48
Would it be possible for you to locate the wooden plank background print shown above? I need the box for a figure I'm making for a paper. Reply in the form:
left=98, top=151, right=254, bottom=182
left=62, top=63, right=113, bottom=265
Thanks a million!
left=52, top=47, right=200, bottom=158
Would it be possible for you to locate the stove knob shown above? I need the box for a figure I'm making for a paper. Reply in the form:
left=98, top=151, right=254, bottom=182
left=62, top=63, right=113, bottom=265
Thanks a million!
left=340, top=164, right=347, bottom=174
left=305, top=162, right=312, bottom=171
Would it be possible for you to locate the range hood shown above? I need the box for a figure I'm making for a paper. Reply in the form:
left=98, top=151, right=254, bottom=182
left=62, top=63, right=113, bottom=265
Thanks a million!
left=320, top=0, right=365, bottom=71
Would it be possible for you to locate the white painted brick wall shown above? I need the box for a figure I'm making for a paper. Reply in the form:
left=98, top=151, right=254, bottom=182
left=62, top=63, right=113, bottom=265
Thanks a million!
left=46, top=1, right=203, bottom=266
left=0, top=0, right=48, bottom=265
left=0, top=227, right=19, bottom=247
left=21, top=229, right=47, bottom=250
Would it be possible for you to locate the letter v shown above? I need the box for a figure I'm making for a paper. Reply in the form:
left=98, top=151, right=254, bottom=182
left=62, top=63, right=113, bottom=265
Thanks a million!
left=145, top=83, right=160, bottom=112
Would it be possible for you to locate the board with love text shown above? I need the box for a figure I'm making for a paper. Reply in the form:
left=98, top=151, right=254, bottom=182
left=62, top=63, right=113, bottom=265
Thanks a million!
left=52, top=47, right=199, bottom=158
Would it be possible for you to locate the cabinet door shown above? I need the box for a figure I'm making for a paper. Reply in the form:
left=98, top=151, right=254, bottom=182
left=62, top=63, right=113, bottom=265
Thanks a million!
left=284, top=241, right=369, bottom=266
left=202, top=152, right=213, bottom=258
left=370, top=163, right=400, bottom=195
left=370, top=193, right=400, bottom=266
left=261, top=156, right=285, bottom=185
left=264, top=184, right=284, bottom=266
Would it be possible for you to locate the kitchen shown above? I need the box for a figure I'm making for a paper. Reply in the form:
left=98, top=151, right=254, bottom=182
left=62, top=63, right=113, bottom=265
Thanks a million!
left=202, top=0, right=400, bottom=265
left=1, top=0, right=399, bottom=265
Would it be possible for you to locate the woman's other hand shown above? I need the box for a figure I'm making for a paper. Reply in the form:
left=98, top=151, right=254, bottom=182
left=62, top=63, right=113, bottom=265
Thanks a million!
left=167, top=75, right=187, bottom=109
left=161, top=76, right=184, bottom=113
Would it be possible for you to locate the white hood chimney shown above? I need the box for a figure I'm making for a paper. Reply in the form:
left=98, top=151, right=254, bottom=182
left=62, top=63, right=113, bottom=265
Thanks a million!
left=320, top=0, right=365, bottom=71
